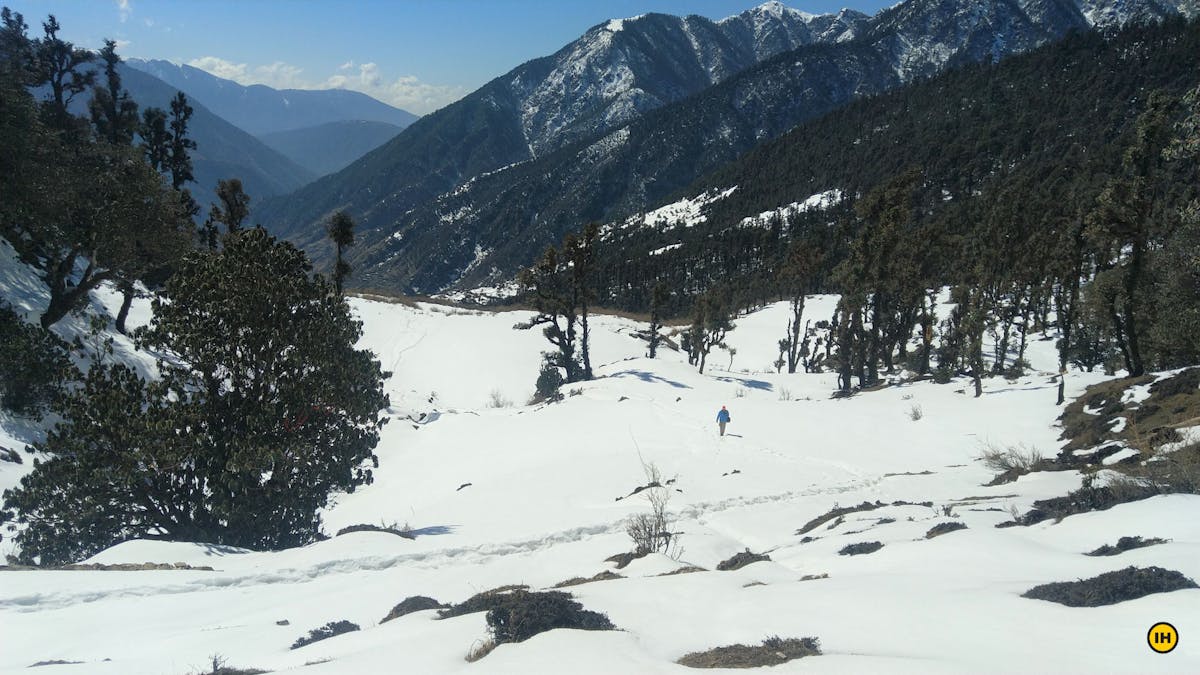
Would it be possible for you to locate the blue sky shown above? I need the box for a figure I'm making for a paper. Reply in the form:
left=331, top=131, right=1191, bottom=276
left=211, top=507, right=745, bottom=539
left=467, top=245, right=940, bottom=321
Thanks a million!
left=7, top=1, right=896, bottom=114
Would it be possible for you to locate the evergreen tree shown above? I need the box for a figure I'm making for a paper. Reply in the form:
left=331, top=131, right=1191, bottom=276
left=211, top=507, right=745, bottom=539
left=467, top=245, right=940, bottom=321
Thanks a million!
left=1085, top=92, right=1180, bottom=377
left=1, top=228, right=390, bottom=564
left=776, top=239, right=820, bottom=374
left=139, top=106, right=169, bottom=173
left=203, top=178, right=251, bottom=248
left=688, top=288, right=734, bottom=375
left=647, top=281, right=669, bottom=358
left=166, top=92, right=196, bottom=190
left=88, top=39, right=137, bottom=146
left=326, top=210, right=356, bottom=296
left=31, top=14, right=93, bottom=134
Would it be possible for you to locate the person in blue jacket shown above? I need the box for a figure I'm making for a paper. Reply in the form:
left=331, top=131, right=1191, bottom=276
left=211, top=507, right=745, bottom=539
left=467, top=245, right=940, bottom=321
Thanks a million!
left=716, top=405, right=731, bottom=436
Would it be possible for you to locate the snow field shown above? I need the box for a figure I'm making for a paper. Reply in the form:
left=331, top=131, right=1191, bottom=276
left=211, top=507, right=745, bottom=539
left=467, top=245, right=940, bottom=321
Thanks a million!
left=1, top=269, right=1199, bottom=673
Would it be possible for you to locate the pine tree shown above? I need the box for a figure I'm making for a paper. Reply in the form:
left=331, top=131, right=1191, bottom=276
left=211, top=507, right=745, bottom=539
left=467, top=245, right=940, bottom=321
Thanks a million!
left=326, top=210, right=356, bottom=296
left=647, top=281, right=669, bottom=358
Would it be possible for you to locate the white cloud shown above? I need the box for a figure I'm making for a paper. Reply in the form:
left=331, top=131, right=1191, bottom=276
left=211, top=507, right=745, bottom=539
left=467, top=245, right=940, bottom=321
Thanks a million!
left=114, top=39, right=132, bottom=51
left=116, top=0, right=132, bottom=23
left=187, top=56, right=464, bottom=114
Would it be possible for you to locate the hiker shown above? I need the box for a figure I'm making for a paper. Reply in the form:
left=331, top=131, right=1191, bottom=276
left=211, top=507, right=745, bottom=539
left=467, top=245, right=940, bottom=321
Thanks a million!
left=716, top=405, right=731, bottom=436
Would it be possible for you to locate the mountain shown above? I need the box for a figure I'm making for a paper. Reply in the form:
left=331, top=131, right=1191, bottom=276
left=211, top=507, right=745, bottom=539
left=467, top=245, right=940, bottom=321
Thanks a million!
left=125, top=59, right=419, bottom=135
left=258, top=120, right=403, bottom=177
left=254, top=3, right=870, bottom=269
left=320, top=0, right=1198, bottom=295
left=592, top=16, right=1200, bottom=313
left=112, top=65, right=316, bottom=211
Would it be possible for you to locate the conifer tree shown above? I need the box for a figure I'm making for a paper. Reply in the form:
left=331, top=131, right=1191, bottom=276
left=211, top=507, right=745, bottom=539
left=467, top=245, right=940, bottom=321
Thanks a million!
left=88, top=39, right=137, bottom=146
left=647, top=281, right=669, bottom=358
left=203, top=178, right=251, bottom=248
left=326, top=210, right=356, bottom=296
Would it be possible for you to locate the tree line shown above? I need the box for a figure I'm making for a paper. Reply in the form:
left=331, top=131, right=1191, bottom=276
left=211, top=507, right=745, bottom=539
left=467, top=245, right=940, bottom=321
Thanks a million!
left=537, top=18, right=1199, bottom=402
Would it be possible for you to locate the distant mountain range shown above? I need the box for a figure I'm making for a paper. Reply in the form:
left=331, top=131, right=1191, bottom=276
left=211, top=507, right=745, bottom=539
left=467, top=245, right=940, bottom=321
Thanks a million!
left=258, top=120, right=403, bottom=177
left=125, top=59, right=418, bottom=136
left=111, top=65, right=315, bottom=213
left=254, top=2, right=868, bottom=276
left=258, top=0, right=1198, bottom=294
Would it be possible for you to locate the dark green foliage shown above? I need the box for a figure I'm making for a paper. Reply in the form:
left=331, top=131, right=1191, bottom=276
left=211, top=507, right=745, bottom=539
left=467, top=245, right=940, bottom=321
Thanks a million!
left=0, top=303, right=73, bottom=417
left=290, top=620, right=359, bottom=649
left=437, top=585, right=531, bottom=620
left=531, top=355, right=565, bottom=403
left=326, top=210, right=356, bottom=296
left=839, top=541, right=884, bottom=556
left=1022, top=566, right=1197, bottom=607
left=516, top=224, right=599, bottom=387
left=381, top=596, right=446, bottom=623
left=88, top=39, right=137, bottom=146
left=1086, top=536, right=1168, bottom=557
left=0, top=17, right=193, bottom=330
left=925, top=522, right=967, bottom=539
left=1, top=229, right=389, bottom=564
left=677, top=636, right=821, bottom=668
left=483, top=590, right=615, bottom=644
left=715, top=549, right=770, bottom=571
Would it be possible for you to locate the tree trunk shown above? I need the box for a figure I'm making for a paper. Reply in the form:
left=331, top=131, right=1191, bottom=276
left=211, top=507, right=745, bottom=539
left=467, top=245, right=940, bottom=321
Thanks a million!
left=115, top=280, right=135, bottom=335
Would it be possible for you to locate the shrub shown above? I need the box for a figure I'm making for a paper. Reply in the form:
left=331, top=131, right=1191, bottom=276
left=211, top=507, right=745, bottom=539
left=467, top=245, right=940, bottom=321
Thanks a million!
left=677, top=636, right=821, bottom=668
left=291, top=620, right=360, bottom=649
left=553, top=570, right=623, bottom=588
left=908, top=404, right=923, bottom=421
left=335, top=522, right=414, bottom=539
left=196, top=654, right=267, bottom=675
left=381, top=596, right=446, bottom=623
left=1019, top=473, right=1162, bottom=525
left=531, top=357, right=565, bottom=404
left=925, top=522, right=967, bottom=539
left=978, top=443, right=1044, bottom=474
left=625, top=462, right=680, bottom=558
left=461, top=591, right=614, bottom=654
left=1, top=230, right=390, bottom=565
left=487, top=389, right=512, bottom=408
left=716, top=549, right=770, bottom=571
left=838, top=541, right=883, bottom=556
left=1085, top=536, right=1168, bottom=557
left=0, top=303, right=73, bottom=418
left=438, top=585, right=530, bottom=619
left=1022, top=566, right=1197, bottom=607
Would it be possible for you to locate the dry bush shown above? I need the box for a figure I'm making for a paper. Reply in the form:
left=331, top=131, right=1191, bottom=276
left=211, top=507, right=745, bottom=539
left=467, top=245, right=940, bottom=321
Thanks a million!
left=1086, top=536, right=1169, bottom=557
left=908, top=404, right=924, bottom=421
left=625, top=462, right=681, bottom=559
left=977, top=443, right=1044, bottom=474
left=677, top=636, right=821, bottom=668
left=290, top=620, right=359, bottom=649
left=486, top=389, right=512, bottom=408
left=1023, top=566, right=1197, bottom=606
left=716, top=549, right=770, bottom=571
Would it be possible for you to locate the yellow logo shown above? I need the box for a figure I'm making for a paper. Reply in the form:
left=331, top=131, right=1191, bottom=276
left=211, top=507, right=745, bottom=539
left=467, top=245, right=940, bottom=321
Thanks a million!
left=1148, top=622, right=1178, bottom=654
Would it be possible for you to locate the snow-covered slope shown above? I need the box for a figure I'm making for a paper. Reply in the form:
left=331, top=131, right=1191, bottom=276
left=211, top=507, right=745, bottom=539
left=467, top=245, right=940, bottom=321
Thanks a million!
left=3, top=285, right=1198, bottom=674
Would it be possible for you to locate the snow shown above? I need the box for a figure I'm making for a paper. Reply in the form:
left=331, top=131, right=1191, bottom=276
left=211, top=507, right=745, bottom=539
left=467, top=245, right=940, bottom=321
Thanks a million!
left=3, top=248, right=1200, bottom=673
left=607, top=186, right=738, bottom=235
left=737, top=188, right=843, bottom=229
